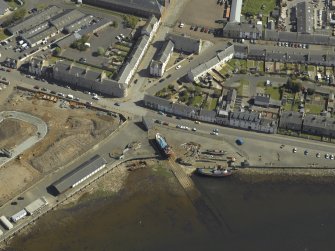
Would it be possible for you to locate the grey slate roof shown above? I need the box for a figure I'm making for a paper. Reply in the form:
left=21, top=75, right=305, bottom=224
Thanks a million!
left=50, top=9, right=86, bottom=30
left=22, top=27, right=57, bottom=45
left=0, top=0, right=9, bottom=15
left=230, top=111, right=261, bottom=122
left=302, top=114, right=335, bottom=137
left=279, top=111, right=303, bottom=131
left=7, top=5, right=63, bottom=34
left=254, top=94, right=270, bottom=107
left=141, top=15, right=158, bottom=35
left=154, top=40, right=174, bottom=63
left=83, top=0, right=165, bottom=17
left=51, top=155, right=107, bottom=194
left=166, top=33, right=201, bottom=54
left=296, top=2, right=312, bottom=34
left=64, top=15, right=95, bottom=33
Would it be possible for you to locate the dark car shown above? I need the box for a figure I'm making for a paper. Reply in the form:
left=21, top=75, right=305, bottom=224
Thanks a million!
left=194, top=26, right=199, bottom=31
left=33, top=85, right=40, bottom=89
left=114, top=102, right=120, bottom=106
left=159, top=78, right=165, bottom=83
left=50, top=90, right=56, bottom=94
left=200, top=27, right=205, bottom=32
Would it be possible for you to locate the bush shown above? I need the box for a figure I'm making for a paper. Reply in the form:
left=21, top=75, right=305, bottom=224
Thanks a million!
left=53, top=47, right=61, bottom=56
left=123, top=15, right=138, bottom=29
left=2, top=8, right=26, bottom=27
left=70, top=35, right=90, bottom=51
left=96, top=47, right=105, bottom=56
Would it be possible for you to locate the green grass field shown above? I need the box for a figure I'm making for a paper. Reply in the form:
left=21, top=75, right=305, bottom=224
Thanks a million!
left=264, top=86, right=281, bottom=100
left=242, top=0, right=277, bottom=16
left=305, top=104, right=323, bottom=115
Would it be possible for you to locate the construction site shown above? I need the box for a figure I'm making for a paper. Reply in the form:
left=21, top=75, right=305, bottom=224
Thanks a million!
left=0, top=87, right=120, bottom=205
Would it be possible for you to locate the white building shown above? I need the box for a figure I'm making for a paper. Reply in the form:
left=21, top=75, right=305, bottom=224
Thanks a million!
left=187, top=44, right=235, bottom=82
left=230, top=0, right=243, bottom=23
left=150, top=40, right=174, bottom=77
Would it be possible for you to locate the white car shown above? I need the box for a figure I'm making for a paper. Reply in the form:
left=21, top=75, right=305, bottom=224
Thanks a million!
left=179, top=23, right=184, bottom=28
left=316, top=153, right=321, bottom=158
left=211, top=132, right=218, bottom=136
left=192, top=128, right=197, bottom=131
left=330, top=154, right=334, bottom=160
left=292, top=147, right=297, bottom=153
left=325, top=153, right=330, bottom=159
left=92, top=96, right=100, bottom=100
left=120, top=34, right=125, bottom=39
left=176, top=65, right=181, bottom=70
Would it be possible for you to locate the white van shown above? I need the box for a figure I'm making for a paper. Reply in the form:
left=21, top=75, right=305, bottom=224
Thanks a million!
left=66, top=94, right=74, bottom=99
left=18, top=40, right=24, bottom=45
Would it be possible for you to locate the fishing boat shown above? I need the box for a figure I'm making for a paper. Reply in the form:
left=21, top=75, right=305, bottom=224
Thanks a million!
left=155, top=133, right=173, bottom=157
left=195, top=167, right=232, bottom=177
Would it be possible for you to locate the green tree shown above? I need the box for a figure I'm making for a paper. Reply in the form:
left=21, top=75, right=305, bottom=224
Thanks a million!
left=53, top=47, right=62, bottom=56
left=96, top=47, right=105, bottom=56
left=307, top=88, right=315, bottom=96
left=123, top=15, right=138, bottom=29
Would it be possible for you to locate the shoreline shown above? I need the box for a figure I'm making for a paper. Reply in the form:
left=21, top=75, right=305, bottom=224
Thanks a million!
left=3, top=161, right=335, bottom=250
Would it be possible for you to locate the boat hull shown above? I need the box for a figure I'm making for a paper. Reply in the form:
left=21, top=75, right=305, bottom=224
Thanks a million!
left=195, top=168, right=232, bottom=178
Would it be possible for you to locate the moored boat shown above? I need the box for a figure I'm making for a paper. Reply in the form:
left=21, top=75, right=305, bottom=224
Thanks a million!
left=195, top=167, right=232, bottom=177
left=155, top=133, right=173, bottom=157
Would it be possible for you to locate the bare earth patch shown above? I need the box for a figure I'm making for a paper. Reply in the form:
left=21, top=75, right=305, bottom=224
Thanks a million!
left=0, top=89, right=119, bottom=204
left=0, top=118, right=36, bottom=149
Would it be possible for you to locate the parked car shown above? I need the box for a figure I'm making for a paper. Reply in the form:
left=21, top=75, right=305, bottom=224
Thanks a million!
left=114, top=102, right=120, bottom=106
left=292, top=147, right=297, bottom=153
left=175, top=65, right=181, bottom=70
left=211, top=132, right=219, bottom=136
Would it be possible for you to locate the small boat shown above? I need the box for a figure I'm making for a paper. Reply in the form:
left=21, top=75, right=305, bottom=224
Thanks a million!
left=155, top=133, right=173, bottom=157
left=195, top=167, right=232, bottom=177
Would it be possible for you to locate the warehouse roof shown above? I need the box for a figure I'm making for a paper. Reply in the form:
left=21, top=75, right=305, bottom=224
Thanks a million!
left=7, top=5, right=63, bottom=34
left=51, top=155, right=107, bottom=194
left=296, top=2, right=312, bottom=34
left=50, top=9, right=86, bottom=30
left=22, top=26, right=57, bottom=45
left=63, top=15, right=95, bottom=33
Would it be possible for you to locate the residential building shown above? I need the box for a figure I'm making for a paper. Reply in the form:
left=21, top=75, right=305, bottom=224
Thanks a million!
left=0, top=0, right=9, bottom=16
left=302, top=114, right=335, bottom=138
left=150, top=40, right=174, bottom=77
left=278, top=111, right=303, bottom=132
left=230, top=0, right=243, bottom=23
left=254, top=93, right=270, bottom=107
left=53, top=60, right=127, bottom=97
left=188, top=44, right=234, bottom=81
left=223, top=22, right=263, bottom=39
left=229, top=111, right=277, bottom=133
left=166, top=33, right=202, bottom=54
left=50, top=9, right=86, bottom=31
left=28, top=57, right=47, bottom=76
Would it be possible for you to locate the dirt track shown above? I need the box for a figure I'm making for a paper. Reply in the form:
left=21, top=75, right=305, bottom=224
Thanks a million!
left=0, top=89, right=118, bottom=205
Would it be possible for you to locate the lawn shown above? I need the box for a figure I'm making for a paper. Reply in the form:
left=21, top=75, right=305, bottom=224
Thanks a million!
left=227, top=59, right=247, bottom=71
left=264, top=86, right=281, bottom=100
left=0, top=29, right=9, bottom=40
left=206, top=97, right=218, bottom=110
left=191, top=95, right=204, bottom=107
left=237, top=79, right=249, bottom=96
left=242, top=0, right=277, bottom=16
left=219, top=65, right=231, bottom=75
left=305, top=103, right=323, bottom=115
